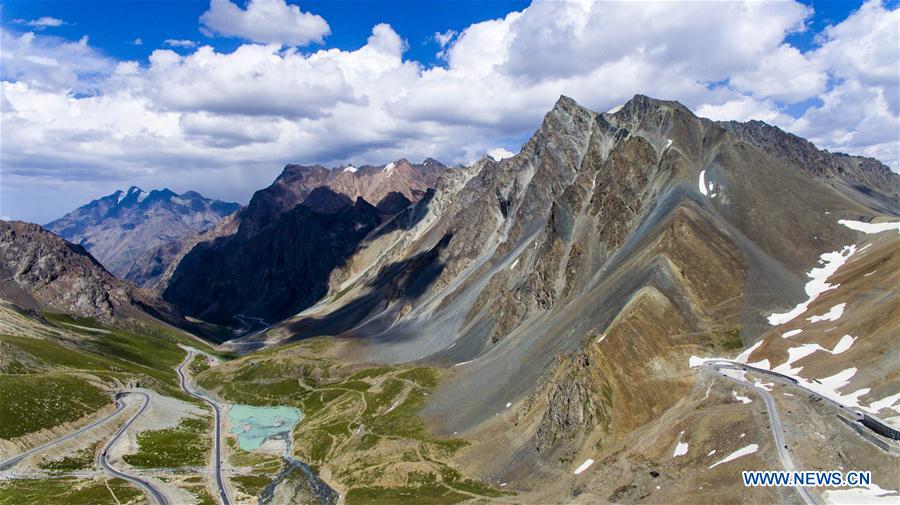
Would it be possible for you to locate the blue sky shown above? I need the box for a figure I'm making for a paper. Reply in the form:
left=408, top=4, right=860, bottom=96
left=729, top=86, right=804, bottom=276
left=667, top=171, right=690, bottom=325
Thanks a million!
left=1, top=0, right=898, bottom=223
left=2, top=1, right=530, bottom=65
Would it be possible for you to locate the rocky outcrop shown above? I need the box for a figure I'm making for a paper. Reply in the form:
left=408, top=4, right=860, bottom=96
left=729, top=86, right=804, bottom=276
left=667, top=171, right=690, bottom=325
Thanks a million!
left=521, top=350, right=612, bottom=453
left=0, top=221, right=137, bottom=320
left=234, top=159, right=446, bottom=240
left=45, top=186, right=239, bottom=287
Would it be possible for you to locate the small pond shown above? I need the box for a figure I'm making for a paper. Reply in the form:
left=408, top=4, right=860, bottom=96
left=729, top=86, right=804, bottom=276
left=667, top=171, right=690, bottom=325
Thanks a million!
left=228, top=404, right=303, bottom=451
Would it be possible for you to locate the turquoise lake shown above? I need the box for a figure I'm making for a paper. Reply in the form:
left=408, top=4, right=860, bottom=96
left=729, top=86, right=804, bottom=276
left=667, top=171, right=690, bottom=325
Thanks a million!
left=228, top=404, right=303, bottom=451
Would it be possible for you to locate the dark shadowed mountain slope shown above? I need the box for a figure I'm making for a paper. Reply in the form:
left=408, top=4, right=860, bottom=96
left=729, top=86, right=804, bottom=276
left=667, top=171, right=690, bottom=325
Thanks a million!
left=161, top=159, right=446, bottom=327
left=163, top=194, right=383, bottom=326
left=45, top=186, right=239, bottom=287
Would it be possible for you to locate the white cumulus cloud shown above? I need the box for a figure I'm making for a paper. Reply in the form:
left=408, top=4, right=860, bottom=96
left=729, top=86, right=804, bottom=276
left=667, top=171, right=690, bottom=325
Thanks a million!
left=200, top=0, right=330, bottom=46
left=165, top=39, right=197, bottom=48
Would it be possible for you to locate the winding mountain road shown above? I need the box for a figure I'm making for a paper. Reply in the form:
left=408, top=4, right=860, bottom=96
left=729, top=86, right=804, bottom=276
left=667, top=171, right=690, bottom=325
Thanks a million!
left=98, top=391, right=170, bottom=505
left=704, top=361, right=824, bottom=505
left=0, top=394, right=128, bottom=471
left=177, top=348, right=232, bottom=505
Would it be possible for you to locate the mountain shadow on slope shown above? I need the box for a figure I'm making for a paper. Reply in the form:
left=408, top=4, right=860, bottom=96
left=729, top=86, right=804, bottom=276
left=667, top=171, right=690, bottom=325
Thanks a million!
left=284, top=232, right=453, bottom=341
left=163, top=190, right=382, bottom=326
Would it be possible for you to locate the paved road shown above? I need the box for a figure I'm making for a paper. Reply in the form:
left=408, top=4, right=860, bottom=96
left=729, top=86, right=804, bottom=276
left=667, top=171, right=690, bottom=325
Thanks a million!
left=0, top=394, right=128, bottom=471
left=98, top=391, right=170, bottom=505
left=177, top=348, right=232, bottom=505
left=705, top=362, right=820, bottom=505
left=705, top=360, right=899, bottom=437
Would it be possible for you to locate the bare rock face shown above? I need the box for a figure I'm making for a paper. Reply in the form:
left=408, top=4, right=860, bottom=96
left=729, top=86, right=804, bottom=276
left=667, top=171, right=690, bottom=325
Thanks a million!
left=162, top=159, right=447, bottom=327
left=234, top=158, right=447, bottom=240
left=45, top=187, right=239, bottom=288
left=0, top=221, right=134, bottom=320
left=529, top=351, right=612, bottom=453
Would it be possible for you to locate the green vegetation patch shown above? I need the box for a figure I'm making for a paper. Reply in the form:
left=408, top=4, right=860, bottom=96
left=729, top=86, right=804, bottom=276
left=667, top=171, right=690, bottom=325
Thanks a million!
left=345, top=485, right=469, bottom=505
left=186, top=486, right=218, bottom=505
left=0, top=477, right=142, bottom=505
left=122, top=416, right=211, bottom=468
left=197, top=339, right=504, bottom=501
left=702, top=326, right=743, bottom=352
left=232, top=474, right=273, bottom=497
left=39, top=444, right=97, bottom=471
left=0, top=334, right=115, bottom=373
left=189, top=354, right=211, bottom=376
left=0, top=374, right=109, bottom=439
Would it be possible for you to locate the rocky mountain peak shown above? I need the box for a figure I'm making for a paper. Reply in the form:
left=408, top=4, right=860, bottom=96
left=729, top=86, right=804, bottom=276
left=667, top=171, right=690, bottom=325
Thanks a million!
left=45, top=187, right=240, bottom=287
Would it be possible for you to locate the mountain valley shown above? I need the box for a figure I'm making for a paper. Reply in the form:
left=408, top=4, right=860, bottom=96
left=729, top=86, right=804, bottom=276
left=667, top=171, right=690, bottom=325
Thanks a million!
left=1, top=95, right=898, bottom=505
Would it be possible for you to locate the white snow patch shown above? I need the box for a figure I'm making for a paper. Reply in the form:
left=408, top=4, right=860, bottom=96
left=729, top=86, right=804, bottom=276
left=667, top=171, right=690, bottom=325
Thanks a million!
left=864, top=270, right=876, bottom=277
left=867, top=393, right=900, bottom=414
left=505, top=402, right=512, bottom=408
left=767, top=245, right=856, bottom=325
left=753, top=380, right=774, bottom=391
left=831, top=334, right=856, bottom=354
left=665, top=139, right=673, bottom=150
left=732, top=390, right=752, bottom=404
left=382, top=162, right=395, bottom=174
left=810, top=368, right=871, bottom=409
left=739, top=433, right=746, bottom=438
left=454, top=360, right=474, bottom=367
left=510, top=258, right=519, bottom=269
left=698, top=170, right=709, bottom=196
left=607, top=104, right=623, bottom=114
left=772, top=336, right=857, bottom=375
left=772, top=343, right=824, bottom=375
left=782, top=329, right=803, bottom=338
left=823, top=483, right=900, bottom=504
left=809, top=303, right=846, bottom=323
left=747, top=359, right=770, bottom=369
left=736, top=340, right=765, bottom=364
left=708, top=444, right=758, bottom=468
left=689, top=355, right=715, bottom=368
left=707, top=450, right=716, bottom=456
left=673, top=431, right=689, bottom=457
left=574, top=458, right=594, bottom=475
left=597, top=334, right=606, bottom=344
left=344, top=165, right=358, bottom=173
left=838, top=219, right=900, bottom=234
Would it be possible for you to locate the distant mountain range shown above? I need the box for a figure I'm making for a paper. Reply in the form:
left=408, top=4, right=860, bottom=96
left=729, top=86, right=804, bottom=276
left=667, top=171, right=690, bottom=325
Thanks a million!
left=45, top=187, right=240, bottom=288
